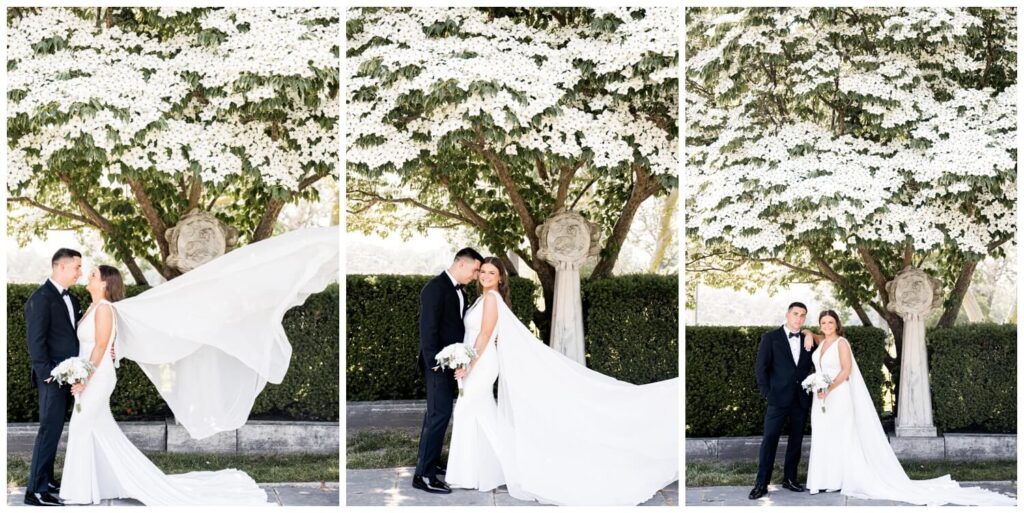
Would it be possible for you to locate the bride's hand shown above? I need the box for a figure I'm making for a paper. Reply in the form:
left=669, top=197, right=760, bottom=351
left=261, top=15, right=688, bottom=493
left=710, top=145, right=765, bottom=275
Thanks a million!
left=803, top=332, right=814, bottom=351
left=454, top=367, right=468, bottom=380
left=816, top=389, right=827, bottom=400
left=71, top=382, right=86, bottom=396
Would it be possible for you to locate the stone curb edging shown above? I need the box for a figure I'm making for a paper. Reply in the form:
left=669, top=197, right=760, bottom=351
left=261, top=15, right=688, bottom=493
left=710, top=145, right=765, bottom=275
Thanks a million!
left=686, top=434, right=1017, bottom=461
left=8, top=420, right=339, bottom=454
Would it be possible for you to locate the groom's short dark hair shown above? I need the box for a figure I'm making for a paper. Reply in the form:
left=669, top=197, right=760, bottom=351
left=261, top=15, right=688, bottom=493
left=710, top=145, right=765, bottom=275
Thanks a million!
left=788, top=301, right=808, bottom=313
left=51, top=248, right=82, bottom=266
left=454, top=247, right=484, bottom=263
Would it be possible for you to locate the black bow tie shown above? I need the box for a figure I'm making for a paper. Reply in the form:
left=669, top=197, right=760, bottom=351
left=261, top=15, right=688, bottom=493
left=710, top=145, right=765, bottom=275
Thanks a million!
left=454, top=284, right=464, bottom=291
left=788, top=332, right=801, bottom=339
left=60, top=289, right=70, bottom=297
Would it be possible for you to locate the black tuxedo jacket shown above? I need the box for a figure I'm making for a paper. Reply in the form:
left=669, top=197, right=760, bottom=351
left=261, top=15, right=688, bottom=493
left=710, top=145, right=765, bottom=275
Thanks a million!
left=25, top=280, right=82, bottom=387
left=417, top=272, right=467, bottom=372
left=755, top=326, right=816, bottom=408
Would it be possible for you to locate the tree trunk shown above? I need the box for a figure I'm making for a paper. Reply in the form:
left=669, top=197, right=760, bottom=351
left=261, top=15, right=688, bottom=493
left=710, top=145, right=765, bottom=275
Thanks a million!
left=937, top=259, right=978, bottom=327
left=122, top=256, right=148, bottom=285
left=534, top=262, right=556, bottom=345
left=253, top=199, right=285, bottom=241
left=879, top=309, right=903, bottom=416
left=125, top=177, right=170, bottom=259
left=851, top=301, right=872, bottom=326
left=591, top=165, right=662, bottom=279
left=647, top=189, right=678, bottom=273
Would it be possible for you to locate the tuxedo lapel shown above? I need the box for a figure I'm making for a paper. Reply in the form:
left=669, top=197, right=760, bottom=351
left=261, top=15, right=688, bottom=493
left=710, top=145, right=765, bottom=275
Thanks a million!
left=774, top=328, right=797, bottom=370
left=44, top=280, right=76, bottom=331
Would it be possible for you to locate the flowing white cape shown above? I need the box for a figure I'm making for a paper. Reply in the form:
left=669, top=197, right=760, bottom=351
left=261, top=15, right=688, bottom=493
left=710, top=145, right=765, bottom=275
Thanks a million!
left=112, top=226, right=338, bottom=439
left=838, top=351, right=1015, bottom=506
left=492, top=298, right=679, bottom=506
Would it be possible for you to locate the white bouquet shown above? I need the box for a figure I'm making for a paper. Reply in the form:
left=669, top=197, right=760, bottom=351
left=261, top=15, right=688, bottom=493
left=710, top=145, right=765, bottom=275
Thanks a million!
left=434, top=343, right=477, bottom=397
left=49, top=357, right=94, bottom=412
left=801, top=372, right=834, bottom=413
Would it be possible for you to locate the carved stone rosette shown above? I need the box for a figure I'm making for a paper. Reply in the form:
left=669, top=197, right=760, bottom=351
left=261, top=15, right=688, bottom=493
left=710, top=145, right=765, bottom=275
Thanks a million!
left=166, top=209, right=240, bottom=273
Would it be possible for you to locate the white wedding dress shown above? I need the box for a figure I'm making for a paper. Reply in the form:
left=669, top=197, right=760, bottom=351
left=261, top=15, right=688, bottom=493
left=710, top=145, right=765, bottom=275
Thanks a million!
left=807, top=337, right=1015, bottom=506
left=445, top=292, right=504, bottom=492
left=447, top=290, right=679, bottom=506
left=60, top=226, right=338, bottom=505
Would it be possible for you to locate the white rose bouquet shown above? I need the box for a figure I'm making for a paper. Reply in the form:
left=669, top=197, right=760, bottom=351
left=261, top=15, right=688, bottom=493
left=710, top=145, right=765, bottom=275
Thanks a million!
left=434, top=343, right=477, bottom=397
left=49, top=357, right=95, bottom=412
left=801, top=372, right=834, bottom=413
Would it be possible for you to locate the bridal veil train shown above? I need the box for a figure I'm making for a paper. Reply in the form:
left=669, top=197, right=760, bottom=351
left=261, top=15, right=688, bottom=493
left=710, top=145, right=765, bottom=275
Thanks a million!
left=113, top=226, right=338, bottom=439
left=491, top=295, right=678, bottom=506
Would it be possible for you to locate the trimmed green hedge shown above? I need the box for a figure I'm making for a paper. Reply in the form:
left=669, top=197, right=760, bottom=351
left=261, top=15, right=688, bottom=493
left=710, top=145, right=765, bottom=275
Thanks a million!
left=8, top=283, right=339, bottom=422
left=928, top=324, right=1016, bottom=433
left=346, top=274, right=679, bottom=400
left=583, top=275, right=678, bottom=384
left=685, top=326, right=888, bottom=437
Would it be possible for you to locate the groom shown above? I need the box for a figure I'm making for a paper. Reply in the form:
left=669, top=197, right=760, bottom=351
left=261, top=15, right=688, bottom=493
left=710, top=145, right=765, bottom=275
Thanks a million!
left=749, top=301, right=815, bottom=500
left=412, top=247, right=483, bottom=494
left=24, top=249, right=83, bottom=506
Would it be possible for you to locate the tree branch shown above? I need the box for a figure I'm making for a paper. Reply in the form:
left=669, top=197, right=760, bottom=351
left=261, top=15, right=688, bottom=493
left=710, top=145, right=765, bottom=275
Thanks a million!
left=553, top=160, right=584, bottom=213
left=125, top=176, right=170, bottom=259
left=9, top=197, right=96, bottom=227
left=468, top=127, right=539, bottom=249
left=857, top=242, right=891, bottom=305
left=349, top=188, right=471, bottom=225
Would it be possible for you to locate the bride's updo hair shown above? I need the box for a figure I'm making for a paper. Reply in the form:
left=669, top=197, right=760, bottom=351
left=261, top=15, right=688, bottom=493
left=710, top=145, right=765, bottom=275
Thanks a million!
left=99, top=265, right=125, bottom=302
left=478, top=256, right=512, bottom=307
left=819, top=310, right=844, bottom=336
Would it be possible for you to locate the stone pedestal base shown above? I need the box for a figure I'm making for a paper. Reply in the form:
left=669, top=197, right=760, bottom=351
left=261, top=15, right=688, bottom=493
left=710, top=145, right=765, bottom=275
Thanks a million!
left=895, top=426, right=938, bottom=438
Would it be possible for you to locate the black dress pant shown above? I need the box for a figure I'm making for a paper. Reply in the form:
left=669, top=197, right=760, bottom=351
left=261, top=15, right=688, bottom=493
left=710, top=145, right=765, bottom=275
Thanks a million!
left=414, top=368, right=456, bottom=478
left=28, top=377, right=69, bottom=494
left=755, top=400, right=808, bottom=486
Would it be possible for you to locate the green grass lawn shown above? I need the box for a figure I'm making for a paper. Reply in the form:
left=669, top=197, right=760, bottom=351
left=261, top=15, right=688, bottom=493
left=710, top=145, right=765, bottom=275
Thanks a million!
left=347, top=429, right=449, bottom=469
left=8, top=453, right=339, bottom=488
left=686, top=459, right=1017, bottom=487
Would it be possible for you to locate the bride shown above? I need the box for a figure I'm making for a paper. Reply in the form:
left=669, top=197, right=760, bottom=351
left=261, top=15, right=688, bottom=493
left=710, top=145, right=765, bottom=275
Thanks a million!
left=803, top=310, right=1015, bottom=506
left=58, top=226, right=338, bottom=505
left=444, top=257, right=678, bottom=506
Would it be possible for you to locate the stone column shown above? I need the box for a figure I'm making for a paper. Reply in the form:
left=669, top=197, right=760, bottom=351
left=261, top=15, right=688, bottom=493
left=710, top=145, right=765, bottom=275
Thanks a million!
left=536, top=210, right=600, bottom=366
left=166, top=209, right=240, bottom=273
left=886, top=266, right=943, bottom=438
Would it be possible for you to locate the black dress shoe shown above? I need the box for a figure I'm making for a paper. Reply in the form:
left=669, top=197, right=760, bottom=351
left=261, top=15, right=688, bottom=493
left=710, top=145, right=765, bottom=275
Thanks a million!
left=412, top=474, right=452, bottom=494
left=24, top=492, right=63, bottom=506
left=47, top=483, right=60, bottom=494
left=748, top=485, right=767, bottom=500
left=781, top=478, right=806, bottom=492
left=433, top=464, right=447, bottom=476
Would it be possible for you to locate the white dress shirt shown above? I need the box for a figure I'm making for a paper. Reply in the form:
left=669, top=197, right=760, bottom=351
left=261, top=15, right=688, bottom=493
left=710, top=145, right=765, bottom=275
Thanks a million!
left=49, top=278, right=76, bottom=327
left=444, top=269, right=464, bottom=317
left=784, top=325, right=801, bottom=365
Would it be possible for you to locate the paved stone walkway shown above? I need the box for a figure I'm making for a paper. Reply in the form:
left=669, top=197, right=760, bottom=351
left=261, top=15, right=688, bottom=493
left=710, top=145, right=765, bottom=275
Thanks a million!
left=8, top=482, right=338, bottom=506
left=686, top=482, right=1017, bottom=506
left=347, top=467, right=677, bottom=506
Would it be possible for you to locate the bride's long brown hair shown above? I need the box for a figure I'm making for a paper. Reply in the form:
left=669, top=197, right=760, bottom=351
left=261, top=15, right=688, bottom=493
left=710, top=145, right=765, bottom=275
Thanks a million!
left=477, top=256, right=512, bottom=307
left=99, top=265, right=125, bottom=302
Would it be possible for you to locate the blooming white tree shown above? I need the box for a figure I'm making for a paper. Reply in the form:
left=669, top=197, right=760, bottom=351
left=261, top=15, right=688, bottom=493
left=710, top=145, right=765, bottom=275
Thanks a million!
left=7, top=7, right=339, bottom=283
left=687, top=7, right=1016, bottom=391
left=347, top=7, right=678, bottom=326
